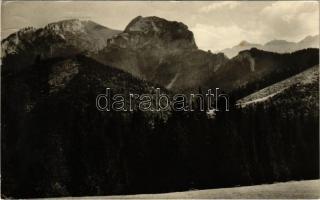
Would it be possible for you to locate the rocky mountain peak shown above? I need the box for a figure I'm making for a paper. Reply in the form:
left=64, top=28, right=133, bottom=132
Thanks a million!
left=43, top=19, right=115, bottom=36
left=1, top=19, right=120, bottom=73
left=300, top=35, right=318, bottom=42
left=118, top=16, right=197, bottom=49
left=298, top=35, right=319, bottom=48
left=237, top=40, right=251, bottom=46
left=44, top=19, right=87, bottom=33
left=265, top=39, right=293, bottom=46
left=96, top=16, right=200, bottom=81
left=125, top=16, right=187, bottom=33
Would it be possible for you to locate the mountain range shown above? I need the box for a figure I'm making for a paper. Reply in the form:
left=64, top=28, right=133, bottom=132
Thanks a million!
left=1, top=19, right=120, bottom=73
left=2, top=17, right=318, bottom=95
left=219, top=35, right=319, bottom=58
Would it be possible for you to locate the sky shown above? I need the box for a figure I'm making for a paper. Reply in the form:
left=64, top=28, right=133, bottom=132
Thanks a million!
left=1, top=1, right=319, bottom=51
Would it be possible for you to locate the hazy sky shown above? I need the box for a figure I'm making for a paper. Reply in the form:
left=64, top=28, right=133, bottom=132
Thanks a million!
left=1, top=1, right=319, bottom=51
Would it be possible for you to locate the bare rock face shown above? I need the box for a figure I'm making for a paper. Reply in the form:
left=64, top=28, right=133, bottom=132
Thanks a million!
left=1, top=19, right=120, bottom=73
left=43, top=19, right=121, bottom=52
left=122, top=16, right=197, bottom=50
left=99, top=16, right=199, bottom=76
left=96, top=16, right=228, bottom=91
left=106, top=16, right=197, bottom=51
left=1, top=27, right=37, bottom=57
left=105, top=16, right=197, bottom=53
left=235, top=51, right=256, bottom=72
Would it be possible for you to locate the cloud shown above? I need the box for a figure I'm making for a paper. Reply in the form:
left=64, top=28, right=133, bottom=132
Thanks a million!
left=1, top=1, right=319, bottom=51
left=199, top=2, right=241, bottom=13
left=192, top=23, right=263, bottom=51
left=259, top=1, right=319, bottom=40
left=194, top=1, right=319, bottom=50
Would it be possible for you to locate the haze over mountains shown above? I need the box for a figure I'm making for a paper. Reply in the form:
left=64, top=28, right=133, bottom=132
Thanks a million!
left=1, top=16, right=319, bottom=198
left=219, top=35, right=319, bottom=58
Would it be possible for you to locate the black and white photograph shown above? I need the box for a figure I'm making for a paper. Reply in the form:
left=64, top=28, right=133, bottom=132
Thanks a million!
left=1, top=1, right=319, bottom=199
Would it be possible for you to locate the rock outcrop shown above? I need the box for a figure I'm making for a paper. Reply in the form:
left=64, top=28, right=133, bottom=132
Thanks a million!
left=95, top=16, right=228, bottom=91
left=1, top=19, right=120, bottom=73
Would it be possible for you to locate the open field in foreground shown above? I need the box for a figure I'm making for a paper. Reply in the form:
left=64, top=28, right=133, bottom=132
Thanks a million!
left=56, top=179, right=320, bottom=199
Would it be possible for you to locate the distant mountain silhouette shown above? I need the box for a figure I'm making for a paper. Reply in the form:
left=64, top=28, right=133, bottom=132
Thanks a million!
left=220, top=35, right=319, bottom=58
